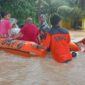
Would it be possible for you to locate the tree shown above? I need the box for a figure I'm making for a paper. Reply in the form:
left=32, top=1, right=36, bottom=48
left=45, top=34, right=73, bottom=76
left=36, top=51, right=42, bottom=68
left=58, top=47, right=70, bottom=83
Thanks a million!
left=0, top=0, right=37, bottom=24
left=0, top=0, right=84, bottom=25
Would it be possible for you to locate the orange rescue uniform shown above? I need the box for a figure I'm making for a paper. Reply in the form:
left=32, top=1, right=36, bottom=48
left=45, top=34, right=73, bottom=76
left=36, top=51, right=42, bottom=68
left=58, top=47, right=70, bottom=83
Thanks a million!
left=41, top=26, right=72, bottom=63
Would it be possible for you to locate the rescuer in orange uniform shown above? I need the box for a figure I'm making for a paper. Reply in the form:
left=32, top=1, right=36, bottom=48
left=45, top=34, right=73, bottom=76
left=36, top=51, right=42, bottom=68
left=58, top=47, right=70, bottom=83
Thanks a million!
left=41, top=15, right=72, bottom=63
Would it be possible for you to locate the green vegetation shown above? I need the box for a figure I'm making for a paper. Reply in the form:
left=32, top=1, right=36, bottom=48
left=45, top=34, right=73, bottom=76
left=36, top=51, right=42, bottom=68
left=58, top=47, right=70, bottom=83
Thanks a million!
left=0, top=0, right=85, bottom=25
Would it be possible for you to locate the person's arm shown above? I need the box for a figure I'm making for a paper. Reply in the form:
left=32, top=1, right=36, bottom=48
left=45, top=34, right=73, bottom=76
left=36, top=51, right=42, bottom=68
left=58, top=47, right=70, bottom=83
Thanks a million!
left=40, top=33, right=51, bottom=50
left=6, top=32, right=22, bottom=41
left=67, top=32, right=71, bottom=43
left=12, top=24, right=26, bottom=39
left=41, top=33, right=51, bottom=49
left=36, top=32, right=51, bottom=50
left=12, top=32, right=22, bottom=39
left=6, top=20, right=12, bottom=37
left=8, top=29, right=12, bottom=37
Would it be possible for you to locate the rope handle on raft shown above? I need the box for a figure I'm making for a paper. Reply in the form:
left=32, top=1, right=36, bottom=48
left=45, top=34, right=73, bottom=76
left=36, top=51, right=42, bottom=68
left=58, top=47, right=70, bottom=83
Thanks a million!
left=1, top=38, right=14, bottom=45
left=32, top=44, right=45, bottom=49
left=17, top=42, right=25, bottom=49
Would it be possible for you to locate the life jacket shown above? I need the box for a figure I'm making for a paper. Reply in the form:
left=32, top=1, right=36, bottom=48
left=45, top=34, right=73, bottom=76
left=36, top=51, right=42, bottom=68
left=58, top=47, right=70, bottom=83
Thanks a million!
left=41, top=26, right=72, bottom=63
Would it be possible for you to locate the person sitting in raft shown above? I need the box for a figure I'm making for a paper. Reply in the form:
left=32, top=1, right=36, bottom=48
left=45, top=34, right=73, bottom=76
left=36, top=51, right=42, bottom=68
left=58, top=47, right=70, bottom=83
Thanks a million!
left=39, top=15, right=72, bottom=63
left=39, top=14, right=49, bottom=32
left=10, top=18, right=20, bottom=37
left=38, top=14, right=49, bottom=40
left=0, top=11, right=12, bottom=37
left=11, top=17, right=39, bottom=43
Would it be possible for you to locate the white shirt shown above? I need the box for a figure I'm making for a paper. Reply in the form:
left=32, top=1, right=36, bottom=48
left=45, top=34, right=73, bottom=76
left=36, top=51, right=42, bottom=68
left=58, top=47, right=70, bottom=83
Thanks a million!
left=11, top=26, right=20, bottom=35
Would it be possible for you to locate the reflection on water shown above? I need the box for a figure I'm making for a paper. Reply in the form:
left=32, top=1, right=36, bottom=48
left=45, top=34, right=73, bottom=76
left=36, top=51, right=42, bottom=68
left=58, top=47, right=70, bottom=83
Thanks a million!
left=0, top=51, right=85, bottom=85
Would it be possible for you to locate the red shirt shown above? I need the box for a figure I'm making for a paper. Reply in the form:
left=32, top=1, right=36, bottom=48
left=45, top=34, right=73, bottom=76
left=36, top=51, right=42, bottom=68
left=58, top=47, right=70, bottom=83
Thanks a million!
left=19, top=22, right=39, bottom=43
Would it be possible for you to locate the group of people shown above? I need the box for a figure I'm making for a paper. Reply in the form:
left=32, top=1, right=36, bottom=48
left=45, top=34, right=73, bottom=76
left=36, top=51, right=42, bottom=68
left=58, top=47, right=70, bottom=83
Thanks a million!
left=0, top=11, right=78, bottom=63
left=0, top=11, right=39, bottom=42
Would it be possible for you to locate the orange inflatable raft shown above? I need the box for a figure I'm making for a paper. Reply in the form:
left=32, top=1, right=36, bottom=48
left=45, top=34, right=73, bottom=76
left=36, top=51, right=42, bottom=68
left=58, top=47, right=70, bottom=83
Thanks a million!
left=70, top=42, right=80, bottom=51
left=0, top=38, right=46, bottom=57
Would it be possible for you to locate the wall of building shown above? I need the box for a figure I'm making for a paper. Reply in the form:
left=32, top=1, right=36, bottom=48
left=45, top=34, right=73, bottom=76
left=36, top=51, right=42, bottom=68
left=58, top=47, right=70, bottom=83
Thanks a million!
left=61, top=20, right=72, bottom=29
left=82, top=18, right=85, bottom=31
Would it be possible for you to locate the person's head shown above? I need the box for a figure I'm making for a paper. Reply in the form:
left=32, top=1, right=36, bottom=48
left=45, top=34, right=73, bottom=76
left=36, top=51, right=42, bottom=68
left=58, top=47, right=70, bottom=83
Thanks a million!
left=1, top=11, right=11, bottom=20
left=25, top=17, right=32, bottom=23
left=50, top=15, right=61, bottom=27
left=39, top=14, right=46, bottom=24
left=10, top=18, right=18, bottom=28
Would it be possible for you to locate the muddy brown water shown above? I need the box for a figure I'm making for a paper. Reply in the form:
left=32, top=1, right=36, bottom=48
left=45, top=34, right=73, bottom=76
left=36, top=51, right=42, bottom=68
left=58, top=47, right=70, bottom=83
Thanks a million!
left=0, top=51, right=85, bottom=85
left=0, top=31, right=85, bottom=85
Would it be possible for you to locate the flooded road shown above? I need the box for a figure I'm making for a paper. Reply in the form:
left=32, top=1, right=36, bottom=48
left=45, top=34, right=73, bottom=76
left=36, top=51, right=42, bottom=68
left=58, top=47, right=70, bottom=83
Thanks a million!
left=0, top=51, right=85, bottom=85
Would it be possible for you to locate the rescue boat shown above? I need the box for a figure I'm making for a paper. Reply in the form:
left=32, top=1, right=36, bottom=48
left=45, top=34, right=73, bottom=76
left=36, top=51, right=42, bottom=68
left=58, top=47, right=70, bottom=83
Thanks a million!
left=70, top=42, right=80, bottom=51
left=70, top=38, right=85, bottom=52
left=0, top=38, right=46, bottom=57
left=0, top=37, right=84, bottom=58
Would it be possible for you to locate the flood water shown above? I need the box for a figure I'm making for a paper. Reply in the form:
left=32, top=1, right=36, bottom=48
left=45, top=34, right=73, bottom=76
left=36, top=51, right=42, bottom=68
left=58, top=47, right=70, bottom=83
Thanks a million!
left=0, top=31, right=85, bottom=85
left=0, top=50, right=85, bottom=85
